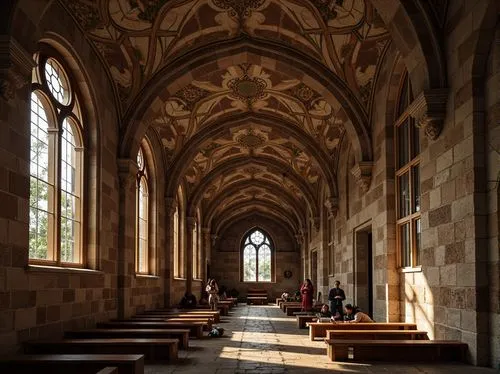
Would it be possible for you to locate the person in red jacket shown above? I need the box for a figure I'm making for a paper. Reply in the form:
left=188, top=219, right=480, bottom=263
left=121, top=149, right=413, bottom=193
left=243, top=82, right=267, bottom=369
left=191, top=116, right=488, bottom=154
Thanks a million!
left=300, top=278, right=314, bottom=312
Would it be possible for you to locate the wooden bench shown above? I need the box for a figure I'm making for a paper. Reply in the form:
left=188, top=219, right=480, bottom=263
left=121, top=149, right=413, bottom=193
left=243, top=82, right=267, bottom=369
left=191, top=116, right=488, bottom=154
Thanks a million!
left=97, top=321, right=204, bottom=339
left=297, top=315, right=317, bottom=328
left=119, top=317, right=212, bottom=330
left=141, top=310, right=220, bottom=322
left=97, top=368, right=118, bottom=374
left=325, top=339, right=467, bottom=362
left=325, top=329, right=429, bottom=341
left=308, top=322, right=417, bottom=340
left=285, top=305, right=303, bottom=316
left=65, top=328, right=189, bottom=349
left=246, top=296, right=267, bottom=305
left=280, top=301, right=301, bottom=312
left=246, top=289, right=268, bottom=305
left=0, top=354, right=144, bottom=374
left=25, top=338, right=178, bottom=362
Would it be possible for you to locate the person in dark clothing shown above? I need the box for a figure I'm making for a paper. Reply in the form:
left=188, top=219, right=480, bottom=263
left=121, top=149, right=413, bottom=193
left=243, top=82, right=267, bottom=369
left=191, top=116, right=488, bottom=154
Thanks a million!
left=179, top=291, right=197, bottom=308
left=328, top=280, right=346, bottom=319
left=317, top=304, right=332, bottom=318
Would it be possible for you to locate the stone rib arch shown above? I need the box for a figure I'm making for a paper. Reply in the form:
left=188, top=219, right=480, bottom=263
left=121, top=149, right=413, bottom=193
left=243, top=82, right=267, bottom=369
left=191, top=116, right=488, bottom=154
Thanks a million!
left=203, top=180, right=306, bottom=230
left=120, top=37, right=371, bottom=165
left=165, top=112, right=337, bottom=202
left=215, top=212, right=297, bottom=249
left=370, top=0, right=446, bottom=94
left=213, top=204, right=300, bottom=240
left=186, top=155, right=318, bottom=219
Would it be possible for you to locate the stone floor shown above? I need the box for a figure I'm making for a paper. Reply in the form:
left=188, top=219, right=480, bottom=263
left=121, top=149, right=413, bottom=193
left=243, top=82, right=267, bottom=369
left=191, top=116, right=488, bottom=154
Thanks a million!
left=145, top=304, right=498, bottom=373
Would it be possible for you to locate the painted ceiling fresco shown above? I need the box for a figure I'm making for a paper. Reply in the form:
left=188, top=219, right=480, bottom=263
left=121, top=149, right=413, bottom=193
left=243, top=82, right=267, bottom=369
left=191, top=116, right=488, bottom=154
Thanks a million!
left=60, top=0, right=390, bottom=234
left=63, top=0, right=389, bottom=110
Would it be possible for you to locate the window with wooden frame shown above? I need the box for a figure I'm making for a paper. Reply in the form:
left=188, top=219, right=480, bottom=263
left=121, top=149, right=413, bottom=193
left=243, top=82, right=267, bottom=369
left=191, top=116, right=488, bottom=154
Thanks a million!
left=29, top=54, right=85, bottom=266
left=395, top=73, right=421, bottom=269
left=136, top=147, right=150, bottom=274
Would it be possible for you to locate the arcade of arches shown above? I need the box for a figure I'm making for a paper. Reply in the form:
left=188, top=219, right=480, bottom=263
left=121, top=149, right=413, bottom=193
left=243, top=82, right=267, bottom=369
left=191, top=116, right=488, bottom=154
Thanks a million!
left=0, top=0, right=499, bottom=369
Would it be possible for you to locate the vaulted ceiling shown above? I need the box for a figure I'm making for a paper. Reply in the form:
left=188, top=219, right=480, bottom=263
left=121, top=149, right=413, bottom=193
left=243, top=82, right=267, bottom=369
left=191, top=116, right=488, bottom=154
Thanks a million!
left=62, top=0, right=391, bottom=239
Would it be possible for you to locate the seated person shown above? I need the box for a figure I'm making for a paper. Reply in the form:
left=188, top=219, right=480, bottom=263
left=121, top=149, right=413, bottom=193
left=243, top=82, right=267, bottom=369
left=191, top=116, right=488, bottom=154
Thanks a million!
left=219, top=285, right=228, bottom=300
left=199, top=291, right=209, bottom=306
left=343, top=304, right=374, bottom=323
left=331, top=310, right=343, bottom=321
left=179, top=291, right=197, bottom=308
left=281, top=292, right=289, bottom=301
left=316, top=304, right=332, bottom=318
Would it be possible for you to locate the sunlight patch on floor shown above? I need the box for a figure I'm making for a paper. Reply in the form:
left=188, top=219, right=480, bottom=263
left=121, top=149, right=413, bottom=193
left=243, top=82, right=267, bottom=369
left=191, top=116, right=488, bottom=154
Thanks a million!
left=237, top=315, right=295, bottom=322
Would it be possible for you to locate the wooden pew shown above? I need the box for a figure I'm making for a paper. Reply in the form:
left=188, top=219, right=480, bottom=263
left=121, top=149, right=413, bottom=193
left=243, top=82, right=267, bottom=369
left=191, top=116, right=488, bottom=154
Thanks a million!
left=65, top=328, right=189, bottom=349
left=141, top=310, right=220, bottom=322
left=297, top=315, right=317, bottom=328
left=280, top=301, right=301, bottom=312
left=97, top=321, right=204, bottom=339
left=0, top=354, right=144, bottom=374
left=117, top=317, right=212, bottom=330
left=225, top=297, right=238, bottom=306
left=308, top=322, right=417, bottom=340
left=25, top=338, right=178, bottom=362
left=285, top=305, right=303, bottom=316
left=325, top=329, right=429, bottom=340
left=325, top=339, right=467, bottom=362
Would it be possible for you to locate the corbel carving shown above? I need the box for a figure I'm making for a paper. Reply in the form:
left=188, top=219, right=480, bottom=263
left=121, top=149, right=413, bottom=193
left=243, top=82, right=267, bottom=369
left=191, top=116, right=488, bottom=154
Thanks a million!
left=164, top=197, right=177, bottom=216
left=186, top=216, right=196, bottom=229
left=408, top=89, right=448, bottom=141
left=351, top=162, right=373, bottom=192
left=210, top=234, right=218, bottom=246
left=0, top=36, right=35, bottom=102
left=117, top=158, right=139, bottom=190
left=295, top=231, right=304, bottom=245
left=324, top=197, right=339, bottom=218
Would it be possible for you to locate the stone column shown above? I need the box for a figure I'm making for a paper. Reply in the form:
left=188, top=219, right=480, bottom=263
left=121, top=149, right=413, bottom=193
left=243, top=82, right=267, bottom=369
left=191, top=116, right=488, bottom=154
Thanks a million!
left=201, top=227, right=211, bottom=281
left=164, top=197, right=177, bottom=306
left=185, top=216, right=196, bottom=293
left=117, top=159, right=138, bottom=318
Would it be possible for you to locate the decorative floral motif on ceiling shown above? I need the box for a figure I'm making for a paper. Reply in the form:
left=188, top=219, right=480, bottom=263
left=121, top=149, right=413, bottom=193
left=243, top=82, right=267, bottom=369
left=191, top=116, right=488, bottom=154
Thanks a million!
left=62, top=0, right=389, bottom=110
left=181, top=125, right=321, bottom=197
left=151, top=63, right=345, bottom=164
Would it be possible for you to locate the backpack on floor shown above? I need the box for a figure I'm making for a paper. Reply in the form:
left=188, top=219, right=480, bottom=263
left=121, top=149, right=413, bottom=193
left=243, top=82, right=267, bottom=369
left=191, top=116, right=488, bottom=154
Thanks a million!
left=208, top=326, right=225, bottom=337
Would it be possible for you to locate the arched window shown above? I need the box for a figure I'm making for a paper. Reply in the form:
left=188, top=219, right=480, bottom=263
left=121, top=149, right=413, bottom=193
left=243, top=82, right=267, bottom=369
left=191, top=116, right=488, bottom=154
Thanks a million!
left=136, top=147, right=149, bottom=273
left=395, top=73, right=420, bottom=268
left=241, top=229, right=273, bottom=282
left=192, top=218, right=198, bottom=279
left=29, top=55, right=84, bottom=265
left=173, top=203, right=179, bottom=277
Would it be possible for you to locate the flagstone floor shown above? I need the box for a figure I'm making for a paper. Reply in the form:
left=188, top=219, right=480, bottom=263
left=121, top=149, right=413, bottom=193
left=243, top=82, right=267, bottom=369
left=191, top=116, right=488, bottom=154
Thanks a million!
left=145, top=304, right=498, bottom=374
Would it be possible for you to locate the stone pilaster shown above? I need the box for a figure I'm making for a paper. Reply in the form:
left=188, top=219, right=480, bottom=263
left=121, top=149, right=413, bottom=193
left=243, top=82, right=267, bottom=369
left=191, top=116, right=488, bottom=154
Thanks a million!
left=185, top=216, right=196, bottom=292
left=116, top=158, right=139, bottom=318
left=202, top=227, right=211, bottom=280
left=164, top=196, right=178, bottom=306
left=351, top=162, right=373, bottom=192
left=408, top=89, right=448, bottom=141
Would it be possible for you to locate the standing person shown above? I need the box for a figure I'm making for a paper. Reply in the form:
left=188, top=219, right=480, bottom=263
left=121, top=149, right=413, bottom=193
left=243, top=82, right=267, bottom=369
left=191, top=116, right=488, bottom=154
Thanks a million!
left=205, top=278, right=219, bottom=311
left=328, top=280, right=346, bottom=319
left=300, top=279, right=314, bottom=312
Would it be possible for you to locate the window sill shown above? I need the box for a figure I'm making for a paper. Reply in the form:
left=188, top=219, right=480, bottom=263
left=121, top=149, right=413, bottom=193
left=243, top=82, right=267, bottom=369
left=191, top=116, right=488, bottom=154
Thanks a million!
left=400, top=266, right=422, bottom=273
left=192, top=278, right=203, bottom=282
left=27, top=264, right=103, bottom=275
left=173, top=277, right=186, bottom=281
left=135, top=274, right=160, bottom=279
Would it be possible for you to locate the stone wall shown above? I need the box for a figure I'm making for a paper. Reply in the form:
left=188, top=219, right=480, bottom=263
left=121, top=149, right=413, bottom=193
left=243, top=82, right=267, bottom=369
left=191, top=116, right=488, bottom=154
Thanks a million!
left=211, top=215, right=300, bottom=301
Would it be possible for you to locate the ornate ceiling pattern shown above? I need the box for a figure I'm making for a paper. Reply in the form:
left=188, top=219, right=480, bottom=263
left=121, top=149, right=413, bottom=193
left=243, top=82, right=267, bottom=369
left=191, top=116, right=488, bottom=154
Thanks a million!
left=150, top=63, right=346, bottom=165
left=59, top=0, right=391, bottom=236
left=63, top=0, right=390, bottom=110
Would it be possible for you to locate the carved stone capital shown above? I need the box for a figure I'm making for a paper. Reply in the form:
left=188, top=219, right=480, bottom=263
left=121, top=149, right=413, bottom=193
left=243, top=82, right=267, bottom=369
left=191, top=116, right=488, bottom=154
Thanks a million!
left=324, top=197, right=339, bottom=218
left=210, top=234, right=218, bottom=246
left=295, top=231, right=304, bottom=244
left=0, top=36, right=35, bottom=102
left=408, top=89, right=448, bottom=141
left=351, top=162, right=373, bottom=192
left=117, top=158, right=139, bottom=190
left=165, top=197, right=177, bottom=216
left=186, top=216, right=197, bottom=229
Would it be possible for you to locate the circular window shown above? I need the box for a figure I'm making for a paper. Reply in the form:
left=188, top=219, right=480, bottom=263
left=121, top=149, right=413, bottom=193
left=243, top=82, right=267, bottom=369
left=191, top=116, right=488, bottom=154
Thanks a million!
left=44, top=58, right=71, bottom=105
